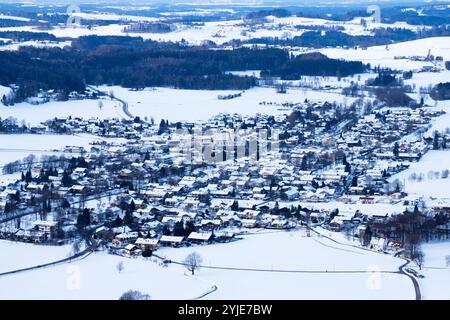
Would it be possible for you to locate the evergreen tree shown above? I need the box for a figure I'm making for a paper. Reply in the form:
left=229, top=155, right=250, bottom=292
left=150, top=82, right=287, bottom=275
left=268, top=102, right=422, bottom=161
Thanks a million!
left=129, top=200, right=136, bottom=212
left=344, top=162, right=351, bottom=173
left=61, top=170, right=73, bottom=187
left=124, top=210, right=133, bottom=227
left=162, top=225, right=171, bottom=236
left=363, top=225, right=372, bottom=246
left=433, top=131, right=440, bottom=150
left=342, top=154, right=348, bottom=165
left=76, top=208, right=91, bottom=230
left=61, top=198, right=71, bottom=209
left=273, top=201, right=280, bottom=214
left=300, top=156, right=308, bottom=171
left=113, top=215, right=123, bottom=227
left=25, top=169, right=32, bottom=183
left=173, top=221, right=186, bottom=237
left=158, top=119, right=167, bottom=135
left=393, top=142, right=400, bottom=158
left=231, top=200, right=239, bottom=211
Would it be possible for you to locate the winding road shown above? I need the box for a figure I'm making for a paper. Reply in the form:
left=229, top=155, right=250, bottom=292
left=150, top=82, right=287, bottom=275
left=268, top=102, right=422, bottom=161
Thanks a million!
left=193, top=285, right=219, bottom=300
left=87, top=85, right=134, bottom=119
left=311, top=227, right=421, bottom=300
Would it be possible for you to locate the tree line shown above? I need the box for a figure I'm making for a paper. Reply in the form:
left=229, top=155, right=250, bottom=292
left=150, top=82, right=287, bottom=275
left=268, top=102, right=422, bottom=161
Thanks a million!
left=241, top=26, right=450, bottom=49
left=0, top=31, right=57, bottom=42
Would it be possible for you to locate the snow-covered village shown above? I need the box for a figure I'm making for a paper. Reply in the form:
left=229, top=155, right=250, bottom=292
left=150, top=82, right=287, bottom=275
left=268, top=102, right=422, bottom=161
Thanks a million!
left=0, top=0, right=450, bottom=301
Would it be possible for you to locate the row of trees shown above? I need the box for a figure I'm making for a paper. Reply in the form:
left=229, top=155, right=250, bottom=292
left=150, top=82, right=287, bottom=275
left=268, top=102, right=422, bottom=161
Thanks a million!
left=0, top=117, right=29, bottom=133
left=2, top=153, right=84, bottom=175
left=374, top=87, right=416, bottom=107
left=243, top=24, right=450, bottom=48
left=369, top=207, right=450, bottom=268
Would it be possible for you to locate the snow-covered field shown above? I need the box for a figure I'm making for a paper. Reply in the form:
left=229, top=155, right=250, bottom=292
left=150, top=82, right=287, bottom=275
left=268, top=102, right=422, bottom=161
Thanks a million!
left=317, top=37, right=450, bottom=71
left=424, top=106, right=450, bottom=137
left=0, top=14, right=426, bottom=46
left=72, top=12, right=159, bottom=23
left=0, top=85, right=11, bottom=99
left=0, top=133, right=99, bottom=153
left=389, top=150, right=450, bottom=198
left=0, top=240, right=72, bottom=273
left=405, top=70, right=450, bottom=94
left=159, top=230, right=414, bottom=299
left=0, top=250, right=210, bottom=300
left=417, top=241, right=450, bottom=300
left=0, top=172, right=21, bottom=187
left=0, top=40, right=72, bottom=51
left=0, top=133, right=117, bottom=167
left=2, top=82, right=359, bottom=126
left=159, top=8, right=236, bottom=17
left=98, top=86, right=357, bottom=123
left=0, top=98, right=125, bottom=126
left=0, top=230, right=416, bottom=300
left=0, top=6, right=448, bottom=300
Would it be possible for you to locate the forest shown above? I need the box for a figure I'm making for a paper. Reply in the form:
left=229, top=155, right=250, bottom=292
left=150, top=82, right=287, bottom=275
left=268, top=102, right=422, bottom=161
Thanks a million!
left=261, top=52, right=367, bottom=79
left=0, top=37, right=367, bottom=102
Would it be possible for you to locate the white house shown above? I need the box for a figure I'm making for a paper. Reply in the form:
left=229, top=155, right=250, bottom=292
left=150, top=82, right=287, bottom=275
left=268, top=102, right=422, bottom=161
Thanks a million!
left=187, top=232, right=212, bottom=244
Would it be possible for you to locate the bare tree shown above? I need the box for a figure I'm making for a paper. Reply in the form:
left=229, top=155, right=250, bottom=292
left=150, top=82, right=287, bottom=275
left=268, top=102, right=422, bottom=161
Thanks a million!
left=183, top=252, right=203, bottom=275
left=24, top=154, right=37, bottom=169
left=71, top=240, right=82, bottom=256
left=412, top=249, right=425, bottom=270
left=2, top=160, right=21, bottom=174
left=119, top=290, right=151, bottom=300
left=344, top=227, right=353, bottom=241
left=117, top=261, right=124, bottom=273
left=305, top=210, right=311, bottom=237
